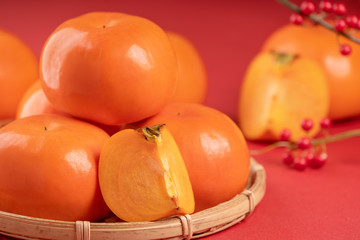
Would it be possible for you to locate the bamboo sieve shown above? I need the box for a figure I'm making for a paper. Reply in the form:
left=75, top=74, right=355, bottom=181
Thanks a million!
left=0, top=158, right=265, bottom=240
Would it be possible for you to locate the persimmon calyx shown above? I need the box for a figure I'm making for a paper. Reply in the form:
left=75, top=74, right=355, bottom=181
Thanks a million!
left=140, top=124, right=166, bottom=142
left=273, top=51, right=298, bottom=65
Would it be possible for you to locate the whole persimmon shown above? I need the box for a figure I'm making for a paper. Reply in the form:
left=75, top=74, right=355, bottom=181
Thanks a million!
left=238, top=52, right=329, bottom=141
left=167, top=32, right=208, bottom=103
left=132, top=103, right=250, bottom=212
left=0, top=115, right=110, bottom=221
left=261, top=23, right=360, bottom=120
left=99, top=124, right=194, bottom=222
left=40, top=12, right=178, bottom=125
left=0, top=28, right=38, bottom=120
left=16, top=81, right=123, bottom=136
left=16, top=81, right=69, bottom=119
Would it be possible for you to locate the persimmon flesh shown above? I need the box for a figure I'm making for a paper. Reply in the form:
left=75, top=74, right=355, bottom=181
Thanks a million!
left=40, top=12, right=178, bottom=125
left=0, top=115, right=110, bottom=221
left=238, top=52, right=329, bottom=141
left=99, top=124, right=194, bottom=222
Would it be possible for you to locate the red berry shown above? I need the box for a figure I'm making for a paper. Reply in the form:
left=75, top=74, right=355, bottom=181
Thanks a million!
left=345, top=15, right=359, bottom=28
left=305, top=152, right=315, bottom=164
left=290, top=13, right=304, bottom=25
left=319, top=0, right=333, bottom=13
left=282, top=152, right=294, bottom=165
left=333, top=2, right=347, bottom=16
left=297, top=137, right=311, bottom=149
left=300, top=0, right=316, bottom=15
left=320, top=117, right=332, bottom=129
left=340, top=44, right=352, bottom=55
left=280, top=129, right=292, bottom=141
left=301, top=118, right=314, bottom=131
left=310, top=152, right=328, bottom=168
left=294, top=157, right=307, bottom=171
left=307, top=153, right=318, bottom=168
left=335, top=18, right=347, bottom=32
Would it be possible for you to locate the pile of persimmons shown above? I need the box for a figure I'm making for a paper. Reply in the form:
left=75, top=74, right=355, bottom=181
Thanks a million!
left=0, top=12, right=250, bottom=222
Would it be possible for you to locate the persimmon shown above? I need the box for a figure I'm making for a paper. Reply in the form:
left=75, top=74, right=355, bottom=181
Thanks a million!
left=0, top=115, right=110, bottom=221
left=16, top=81, right=68, bottom=119
left=0, top=28, right=38, bottom=120
left=16, top=81, right=124, bottom=136
left=132, top=103, right=250, bottom=212
left=261, top=23, right=360, bottom=120
left=40, top=12, right=178, bottom=125
left=238, top=52, right=329, bottom=141
left=167, top=32, right=208, bottom=103
left=99, top=124, right=194, bottom=222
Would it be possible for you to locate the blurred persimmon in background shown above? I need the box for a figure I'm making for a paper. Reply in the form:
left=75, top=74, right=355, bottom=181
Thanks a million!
left=238, top=52, right=329, bottom=141
left=0, top=28, right=38, bottom=120
left=167, top=32, right=208, bottom=104
left=261, top=23, right=360, bottom=121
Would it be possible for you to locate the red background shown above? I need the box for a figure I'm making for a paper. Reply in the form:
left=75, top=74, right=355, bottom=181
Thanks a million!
left=1, top=0, right=360, bottom=239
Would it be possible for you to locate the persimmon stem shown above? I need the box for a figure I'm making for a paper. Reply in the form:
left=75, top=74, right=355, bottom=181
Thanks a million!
left=276, top=0, right=360, bottom=45
left=141, top=124, right=165, bottom=141
left=250, top=128, right=360, bottom=155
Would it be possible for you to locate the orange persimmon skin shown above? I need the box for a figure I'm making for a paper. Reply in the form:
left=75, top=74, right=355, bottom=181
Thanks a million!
left=16, top=81, right=69, bottom=119
left=134, top=103, right=250, bottom=212
left=0, top=115, right=110, bottom=221
left=167, top=32, right=208, bottom=103
left=262, top=24, right=360, bottom=120
left=40, top=12, right=178, bottom=125
left=0, top=28, right=38, bottom=120
left=16, top=81, right=123, bottom=136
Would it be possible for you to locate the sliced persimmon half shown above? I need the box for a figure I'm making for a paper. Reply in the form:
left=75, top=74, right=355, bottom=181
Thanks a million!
left=238, top=52, right=330, bottom=141
left=99, top=124, right=194, bottom=222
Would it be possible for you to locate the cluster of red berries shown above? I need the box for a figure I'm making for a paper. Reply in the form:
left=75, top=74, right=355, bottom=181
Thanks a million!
left=280, top=117, right=332, bottom=171
left=289, top=0, right=359, bottom=55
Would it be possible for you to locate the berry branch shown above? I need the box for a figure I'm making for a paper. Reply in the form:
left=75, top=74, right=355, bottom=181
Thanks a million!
left=277, top=0, right=360, bottom=45
left=250, top=118, right=360, bottom=171
left=250, top=128, right=360, bottom=155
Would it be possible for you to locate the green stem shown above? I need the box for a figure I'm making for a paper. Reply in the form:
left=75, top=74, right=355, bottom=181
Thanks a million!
left=276, top=0, right=360, bottom=45
left=250, top=141, right=292, bottom=155
left=250, top=128, right=360, bottom=156
left=311, top=129, right=360, bottom=145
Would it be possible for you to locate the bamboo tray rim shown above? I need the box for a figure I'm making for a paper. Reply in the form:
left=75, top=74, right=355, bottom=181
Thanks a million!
left=0, top=158, right=266, bottom=240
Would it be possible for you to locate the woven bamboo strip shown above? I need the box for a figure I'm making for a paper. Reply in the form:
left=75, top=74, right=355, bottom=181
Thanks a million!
left=0, top=158, right=265, bottom=240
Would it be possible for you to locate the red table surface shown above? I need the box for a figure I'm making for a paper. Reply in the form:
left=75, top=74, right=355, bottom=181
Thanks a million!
left=1, top=0, right=360, bottom=239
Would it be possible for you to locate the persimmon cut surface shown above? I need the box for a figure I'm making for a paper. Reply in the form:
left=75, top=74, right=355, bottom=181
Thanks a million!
left=40, top=12, right=178, bottom=125
left=0, top=28, right=38, bottom=120
left=99, top=124, right=194, bottom=222
left=132, top=103, right=250, bottom=212
left=262, top=23, right=360, bottom=120
left=0, top=115, right=110, bottom=221
left=238, top=52, right=329, bottom=141
left=167, top=32, right=208, bottom=103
